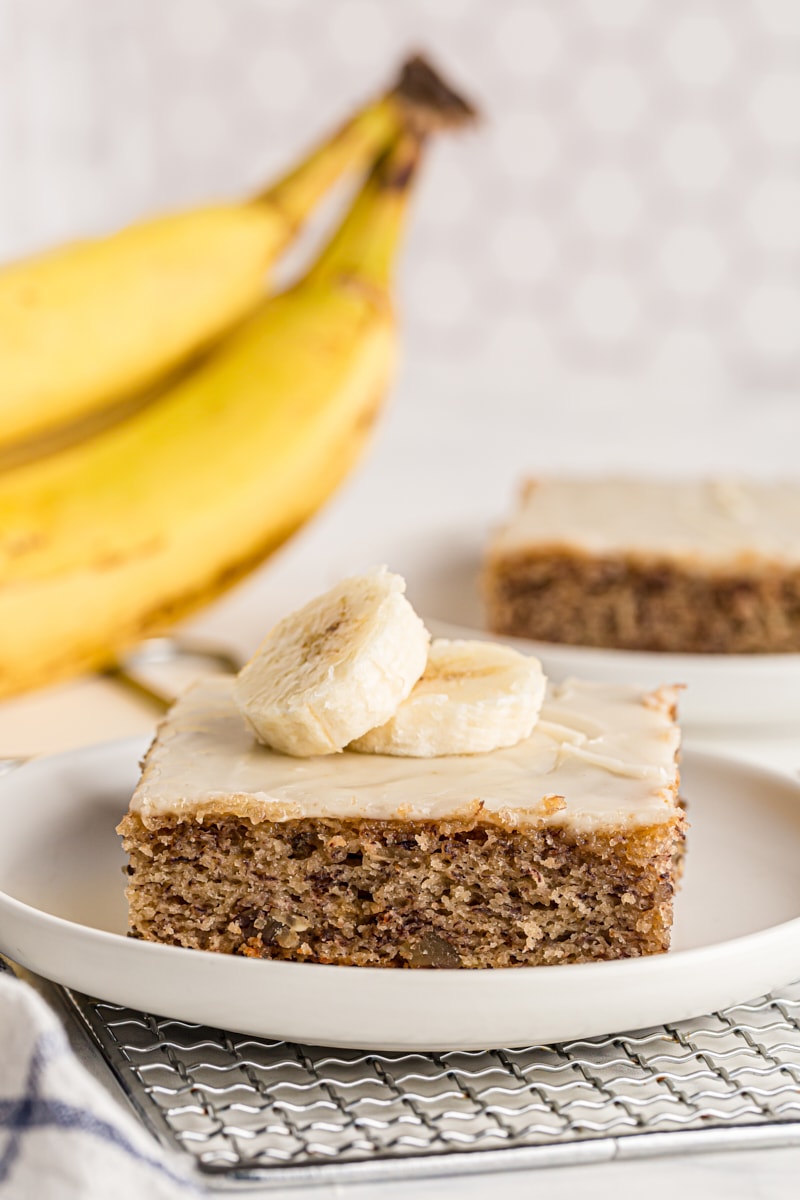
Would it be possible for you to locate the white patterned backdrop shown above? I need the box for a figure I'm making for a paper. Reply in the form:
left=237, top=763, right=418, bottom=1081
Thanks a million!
left=1, top=0, right=800, bottom=430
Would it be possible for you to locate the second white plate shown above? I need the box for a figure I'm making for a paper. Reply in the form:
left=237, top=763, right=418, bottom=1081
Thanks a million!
left=427, top=617, right=800, bottom=729
left=1, top=739, right=800, bottom=1050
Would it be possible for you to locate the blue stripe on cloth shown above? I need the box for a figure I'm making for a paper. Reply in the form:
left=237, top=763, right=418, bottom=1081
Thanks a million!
left=0, top=1025, right=201, bottom=1194
left=0, top=1024, right=56, bottom=1183
left=0, top=1097, right=201, bottom=1191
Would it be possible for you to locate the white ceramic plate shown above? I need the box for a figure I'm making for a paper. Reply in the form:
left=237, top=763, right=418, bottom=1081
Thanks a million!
left=1, top=738, right=800, bottom=1051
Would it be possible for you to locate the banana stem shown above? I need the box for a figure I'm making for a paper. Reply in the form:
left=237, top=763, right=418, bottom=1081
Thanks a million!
left=306, top=132, right=424, bottom=291
left=254, top=97, right=399, bottom=234
left=252, top=54, right=475, bottom=243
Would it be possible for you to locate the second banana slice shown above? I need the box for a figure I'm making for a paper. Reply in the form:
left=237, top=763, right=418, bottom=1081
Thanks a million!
left=349, top=639, right=546, bottom=757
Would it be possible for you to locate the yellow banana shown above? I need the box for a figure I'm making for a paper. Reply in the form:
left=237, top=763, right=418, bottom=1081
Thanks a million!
left=0, top=55, right=473, bottom=451
left=0, top=133, right=425, bottom=699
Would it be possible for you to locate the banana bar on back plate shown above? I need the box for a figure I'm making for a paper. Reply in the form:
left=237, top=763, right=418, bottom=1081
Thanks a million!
left=484, top=477, right=800, bottom=653
left=117, top=675, right=685, bottom=968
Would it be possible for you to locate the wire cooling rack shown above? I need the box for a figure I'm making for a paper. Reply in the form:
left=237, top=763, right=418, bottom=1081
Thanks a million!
left=60, top=982, right=800, bottom=1190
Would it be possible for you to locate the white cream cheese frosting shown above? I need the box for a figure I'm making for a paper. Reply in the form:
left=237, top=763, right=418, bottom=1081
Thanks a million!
left=490, top=478, right=800, bottom=568
left=130, top=676, right=681, bottom=834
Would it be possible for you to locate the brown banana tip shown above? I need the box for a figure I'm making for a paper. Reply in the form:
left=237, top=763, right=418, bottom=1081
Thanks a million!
left=391, top=53, right=479, bottom=132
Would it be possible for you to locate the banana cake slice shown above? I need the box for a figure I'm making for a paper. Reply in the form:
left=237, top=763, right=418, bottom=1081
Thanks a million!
left=485, top=477, right=800, bottom=653
left=118, top=674, right=685, bottom=968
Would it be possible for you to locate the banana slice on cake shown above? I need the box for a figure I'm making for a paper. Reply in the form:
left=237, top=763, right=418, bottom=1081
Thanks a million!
left=350, top=638, right=546, bottom=757
left=233, top=568, right=429, bottom=756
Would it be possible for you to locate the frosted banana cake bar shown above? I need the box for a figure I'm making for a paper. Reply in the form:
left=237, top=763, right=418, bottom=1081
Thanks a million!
left=485, top=478, right=800, bottom=653
left=118, top=674, right=685, bottom=969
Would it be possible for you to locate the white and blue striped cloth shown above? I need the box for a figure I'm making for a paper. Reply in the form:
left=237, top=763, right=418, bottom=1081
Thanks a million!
left=0, top=959, right=202, bottom=1199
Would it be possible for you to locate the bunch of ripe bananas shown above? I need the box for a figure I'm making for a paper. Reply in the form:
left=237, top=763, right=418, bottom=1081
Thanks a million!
left=0, top=56, right=475, bottom=699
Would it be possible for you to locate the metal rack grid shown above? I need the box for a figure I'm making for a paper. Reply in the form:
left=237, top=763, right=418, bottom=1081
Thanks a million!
left=61, top=982, right=800, bottom=1190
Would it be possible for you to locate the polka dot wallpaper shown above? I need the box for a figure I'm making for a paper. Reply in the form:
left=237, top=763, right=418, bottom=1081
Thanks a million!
left=1, top=0, right=799, bottom=400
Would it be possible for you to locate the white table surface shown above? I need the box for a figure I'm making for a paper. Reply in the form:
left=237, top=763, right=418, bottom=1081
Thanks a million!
left=2, top=361, right=800, bottom=1197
